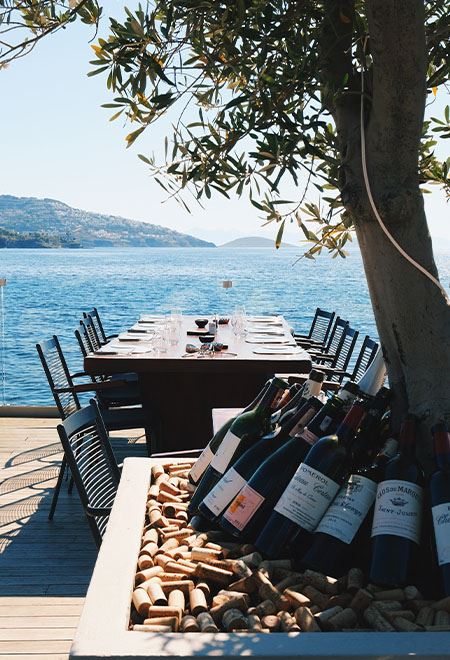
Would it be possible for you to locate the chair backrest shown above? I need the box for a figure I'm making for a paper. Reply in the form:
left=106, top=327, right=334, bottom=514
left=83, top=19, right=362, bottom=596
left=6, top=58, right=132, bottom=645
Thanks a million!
left=75, top=324, right=103, bottom=384
left=81, top=316, right=102, bottom=352
left=84, top=308, right=107, bottom=345
left=324, top=317, right=348, bottom=355
left=309, top=308, right=336, bottom=343
left=36, top=336, right=80, bottom=419
left=328, top=325, right=359, bottom=382
left=57, top=401, right=120, bottom=548
left=351, top=335, right=379, bottom=381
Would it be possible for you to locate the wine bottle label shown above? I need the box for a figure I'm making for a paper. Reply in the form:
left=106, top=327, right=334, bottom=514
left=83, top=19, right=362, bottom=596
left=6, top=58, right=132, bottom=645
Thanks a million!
left=301, top=427, right=319, bottom=446
left=189, top=445, right=214, bottom=484
left=274, top=464, right=340, bottom=531
left=315, top=475, right=377, bottom=544
left=371, top=479, right=423, bottom=544
left=202, top=467, right=247, bottom=516
left=223, top=483, right=265, bottom=531
left=432, top=502, right=450, bottom=566
left=210, top=430, right=242, bottom=474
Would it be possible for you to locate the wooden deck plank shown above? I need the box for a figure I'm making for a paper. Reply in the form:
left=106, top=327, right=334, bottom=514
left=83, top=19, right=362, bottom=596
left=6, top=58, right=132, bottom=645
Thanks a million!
left=0, top=640, right=72, bottom=653
left=0, top=617, right=80, bottom=628
left=0, top=628, right=76, bottom=641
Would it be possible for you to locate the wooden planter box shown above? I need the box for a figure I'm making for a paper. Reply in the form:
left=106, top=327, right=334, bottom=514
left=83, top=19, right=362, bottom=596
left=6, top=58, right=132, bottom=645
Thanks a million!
left=70, top=457, right=450, bottom=659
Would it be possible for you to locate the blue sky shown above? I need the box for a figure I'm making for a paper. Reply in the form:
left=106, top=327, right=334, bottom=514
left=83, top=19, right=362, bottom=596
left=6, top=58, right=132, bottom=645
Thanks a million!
left=1, top=10, right=449, bottom=246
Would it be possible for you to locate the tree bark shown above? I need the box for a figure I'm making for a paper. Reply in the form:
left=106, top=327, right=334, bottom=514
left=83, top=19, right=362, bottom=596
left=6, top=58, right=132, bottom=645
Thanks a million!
left=330, top=0, right=450, bottom=471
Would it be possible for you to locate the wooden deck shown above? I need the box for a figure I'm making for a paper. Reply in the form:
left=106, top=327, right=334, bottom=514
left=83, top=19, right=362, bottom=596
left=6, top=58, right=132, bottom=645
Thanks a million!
left=0, top=416, right=146, bottom=659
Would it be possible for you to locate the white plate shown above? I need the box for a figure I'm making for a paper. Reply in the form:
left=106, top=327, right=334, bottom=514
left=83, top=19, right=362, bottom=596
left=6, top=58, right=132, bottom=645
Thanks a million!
left=245, top=337, right=293, bottom=345
left=252, top=347, right=301, bottom=355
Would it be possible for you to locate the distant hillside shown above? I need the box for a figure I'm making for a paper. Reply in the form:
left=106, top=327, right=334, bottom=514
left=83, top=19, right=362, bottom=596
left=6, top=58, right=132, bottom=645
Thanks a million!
left=221, top=236, right=296, bottom=248
left=0, top=195, right=215, bottom=248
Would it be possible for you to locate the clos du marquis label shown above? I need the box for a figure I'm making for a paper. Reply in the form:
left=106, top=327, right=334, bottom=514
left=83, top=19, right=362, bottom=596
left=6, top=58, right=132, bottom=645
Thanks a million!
left=210, top=431, right=242, bottom=474
left=189, top=445, right=214, bottom=483
left=315, top=474, right=377, bottom=544
left=274, top=463, right=340, bottom=531
left=371, top=479, right=423, bottom=544
left=223, top=483, right=265, bottom=531
left=432, top=502, right=450, bottom=566
left=202, top=467, right=247, bottom=516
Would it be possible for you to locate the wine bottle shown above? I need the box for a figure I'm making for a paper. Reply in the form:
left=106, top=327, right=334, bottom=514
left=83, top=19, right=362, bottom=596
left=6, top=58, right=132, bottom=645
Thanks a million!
left=188, top=380, right=271, bottom=486
left=430, top=421, right=450, bottom=597
left=350, top=386, right=391, bottom=468
left=199, top=397, right=323, bottom=523
left=188, top=377, right=287, bottom=515
left=255, top=402, right=366, bottom=558
left=369, top=415, right=425, bottom=587
left=270, top=384, right=300, bottom=424
left=357, top=349, right=387, bottom=397
left=271, top=369, right=325, bottom=425
left=220, top=381, right=359, bottom=542
left=301, top=438, right=399, bottom=577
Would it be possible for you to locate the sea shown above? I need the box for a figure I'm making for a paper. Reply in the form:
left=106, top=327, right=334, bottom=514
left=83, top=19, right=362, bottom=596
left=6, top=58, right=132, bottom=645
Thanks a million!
left=0, top=246, right=449, bottom=406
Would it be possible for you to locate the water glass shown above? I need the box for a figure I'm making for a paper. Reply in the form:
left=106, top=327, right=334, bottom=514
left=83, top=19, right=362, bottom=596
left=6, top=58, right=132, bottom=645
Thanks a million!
left=171, top=308, right=183, bottom=328
left=168, top=320, right=180, bottom=347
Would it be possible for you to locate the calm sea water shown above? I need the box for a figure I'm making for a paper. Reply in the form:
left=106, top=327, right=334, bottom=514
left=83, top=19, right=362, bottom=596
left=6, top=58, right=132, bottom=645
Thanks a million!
left=1, top=247, right=449, bottom=406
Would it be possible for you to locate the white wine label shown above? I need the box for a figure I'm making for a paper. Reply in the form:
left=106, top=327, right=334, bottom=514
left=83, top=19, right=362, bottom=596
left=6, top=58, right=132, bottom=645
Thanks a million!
left=210, top=430, right=242, bottom=474
left=189, top=445, right=214, bottom=484
left=371, top=479, right=423, bottom=544
left=432, top=502, right=450, bottom=566
left=319, top=415, right=333, bottom=432
left=301, top=427, right=319, bottom=446
left=274, top=463, right=340, bottom=531
left=223, top=483, right=265, bottom=531
left=202, top=468, right=247, bottom=516
left=315, top=475, right=377, bottom=544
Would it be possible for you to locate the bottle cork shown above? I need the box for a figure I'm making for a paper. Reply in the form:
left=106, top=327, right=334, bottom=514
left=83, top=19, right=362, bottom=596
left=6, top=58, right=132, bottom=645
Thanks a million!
left=151, top=464, right=165, bottom=480
left=407, top=599, right=434, bottom=613
left=434, top=610, right=450, bottom=626
left=160, top=480, right=183, bottom=497
left=315, top=605, right=343, bottom=627
left=147, top=605, right=183, bottom=623
left=254, top=570, right=290, bottom=611
left=148, top=484, right=160, bottom=499
left=276, top=575, right=305, bottom=592
left=147, top=580, right=168, bottom=606
left=132, top=588, right=152, bottom=617
left=303, top=569, right=339, bottom=595
left=261, top=614, right=280, bottom=632
left=180, top=615, right=200, bottom=632
left=349, top=588, right=374, bottom=612
left=197, top=611, right=219, bottom=632
left=301, top=585, right=329, bottom=610
left=160, top=580, right=194, bottom=595
left=135, top=566, right=165, bottom=584
left=392, top=616, right=424, bottom=632
left=189, top=588, right=208, bottom=616
left=279, top=611, right=301, bottom=632
left=363, top=606, right=396, bottom=631
left=176, top=510, right=189, bottom=523
left=386, top=610, right=415, bottom=623
left=425, top=624, right=450, bottom=631
left=210, top=595, right=250, bottom=622
left=149, top=510, right=170, bottom=528
left=142, top=528, right=159, bottom=545
left=325, top=593, right=353, bottom=609
left=194, top=562, right=234, bottom=585
left=373, top=588, right=405, bottom=602
left=374, top=600, right=403, bottom=612
left=238, top=552, right=263, bottom=568
left=248, top=614, right=263, bottom=631
left=199, top=558, right=235, bottom=571
left=158, top=491, right=184, bottom=504
left=295, top=606, right=321, bottom=632
left=222, top=608, right=248, bottom=631
left=325, top=607, right=357, bottom=631
left=137, top=555, right=154, bottom=571
left=140, top=541, right=160, bottom=558
left=142, top=616, right=179, bottom=632
left=195, top=582, right=211, bottom=600
left=185, top=533, right=207, bottom=548
left=416, top=606, right=434, bottom=626
left=164, top=517, right=185, bottom=528
left=133, top=623, right=172, bottom=632
left=161, top=528, right=191, bottom=542
left=346, top=568, right=364, bottom=594
left=168, top=589, right=185, bottom=612
left=403, top=585, right=422, bottom=601
left=165, top=561, right=196, bottom=576
left=191, top=547, right=223, bottom=562
left=283, top=589, right=311, bottom=609
left=254, top=599, right=277, bottom=618
left=157, top=538, right=180, bottom=555
left=432, top=596, right=450, bottom=612
left=228, top=574, right=257, bottom=594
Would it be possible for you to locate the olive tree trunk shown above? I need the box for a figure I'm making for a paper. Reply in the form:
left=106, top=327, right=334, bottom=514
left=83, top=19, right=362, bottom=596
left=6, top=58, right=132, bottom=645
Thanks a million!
left=331, top=0, right=450, bottom=470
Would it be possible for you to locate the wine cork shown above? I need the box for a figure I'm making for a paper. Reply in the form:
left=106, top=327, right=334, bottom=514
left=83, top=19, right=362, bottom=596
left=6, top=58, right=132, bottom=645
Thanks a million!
left=228, top=574, right=257, bottom=594
left=149, top=509, right=169, bottom=527
left=143, top=616, right=179, bottom=631
left=135, top=566, right=165, bottom=584
left=148, top=484, right=160, bottom=499
left=253, top=599, right=277, bottom=618
left=170, top=545, right=189, bottom=559
left=432, top=596, right=450, bottom=612
left=303, top=569, right=339, bottom=595
left=210, top=595, right=250, bottom=623
left=133, top=624, right=172, bottom=632
left=295, top=606, right=321, bottom=632
left=315, top=605, right=343, bottom=626
left=142, top=529, right=159, bottom=545
left=163, top=502, right=189, bottom=517
left=346, top=568, right=364, bottom=594
left=425, top=624, right=450, bottom=631
left=374, top=589, right=405, bottom=602
left=147, top=581, right=168, bottom=606
left=325, top=593, right=353, bottom=609
left=363, top=606, right=396, bottom=632
left=261, top=614, right=280, bottom=632
left=176, top=552, right=194, bottom=562
left=147, top=605, right=183, bottom=623
left=434, top=610, right=450, bottom=626
left=374, top=600, right=403, bottom=612
left=151, top=464, right=165, bottom=480
left=194, top=562, right=234, bottom=585
left=168, top=589, right=185, bottom=612
left=177, top=558, right=198, bottom=570
left=159, top=572, right=190, bottom=582
left=237, top=552, right=263, bottom=568
left=189, top=588, right=208, bottom=616
left=248, top=614, right=263, bottom=631
left=191, top=547, right=223, bottom=562
left=393, top=616, right=424, bottom=632
left=160, top=480, right=183, bottom=497
left=185, top=533, right=207, bottom=548
left=137, top=555, right=154, bottom=571
left=279, top=611, right=301, bottom=632
left=386, top=610, right=415, bottom=622
left=176, top=510, right=189, bottom=523
left=407, top=599, right=434, bottom=613
left=301, top=585, right=329, bottom=610
left=140, top=541, right=159, bottom=558
left=197, top=611, right=219, bottom=632
left=161, top=527, right=192, bottom=541
left=325, top=607, right=357, bottom=631
left=196, top=582, right=211, bottom=600
left=165, top=561, right=196, bottom=576
left=284, top=589, right=311, bottom=609
left=132, top=588, right=152, bottom=617
left=157, top=538, right=180, bottom=555
left=222, top=608, right=248, bottom=631
left=155, top=473, right=169, bottom=485
left=276, top=575, right=305, bottom=592
left=416, top=606, right=434, bottom=626
left=164, top=517, right=185, bottom=528
left=230, top=559, right=253, bottom=579
left=349, top=588, right=374, bottom=612
left=180, top=615, right=200, bottom=632
left=404, top=585, right=422, bottom=601
left=160, top=580, right=195, bottom=595
left=254, top=570, right=290, bottom=611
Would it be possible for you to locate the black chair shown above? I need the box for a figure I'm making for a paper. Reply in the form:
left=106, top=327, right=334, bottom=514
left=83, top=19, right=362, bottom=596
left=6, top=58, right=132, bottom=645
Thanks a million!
left=83, top=308, right=117, bottom=346
left=307, top=317, right=349, bottom=361
left=294, top=308, right=336, bottom=347
left=314, top=324, right=359, bottom=382
left=37, top=336, right=151, bottom=519
left=57, top=401, right=120, bottom=548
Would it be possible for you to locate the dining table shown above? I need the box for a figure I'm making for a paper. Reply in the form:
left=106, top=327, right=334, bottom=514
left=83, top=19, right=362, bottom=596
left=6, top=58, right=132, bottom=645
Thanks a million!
left=84, top=314, right=311, bottom=453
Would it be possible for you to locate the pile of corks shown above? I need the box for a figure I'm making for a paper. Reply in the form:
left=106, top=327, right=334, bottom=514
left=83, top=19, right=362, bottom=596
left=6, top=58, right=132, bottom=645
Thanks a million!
left=130, top=461, right=450, bottom=633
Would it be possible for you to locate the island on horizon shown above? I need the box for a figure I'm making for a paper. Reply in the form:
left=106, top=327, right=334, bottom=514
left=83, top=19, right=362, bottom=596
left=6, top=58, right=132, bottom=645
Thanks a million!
left=220, top=236, right=296, bottom=248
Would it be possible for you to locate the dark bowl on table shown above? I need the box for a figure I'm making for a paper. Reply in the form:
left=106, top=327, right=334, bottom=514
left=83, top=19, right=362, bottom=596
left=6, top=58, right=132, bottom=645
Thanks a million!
left=195, top=318, right=208, bottom=328
left=218, top=318, right=230, bottom=325
left=199, top=334, right=215, bottom=343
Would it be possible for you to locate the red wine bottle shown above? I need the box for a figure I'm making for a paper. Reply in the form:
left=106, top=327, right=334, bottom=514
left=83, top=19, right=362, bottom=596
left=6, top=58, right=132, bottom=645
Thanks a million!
left=430, top=421, right=450, bottom=597
left=255, top=402, right=367, bottom=558
left=301, top=438, right=399, bottom=577
left=369, top=414, right=425, bottom=587
left=199, top=397, right=323, bottom=523
left=187, top=377, right=287, bottom=515
left=271, top=369, right=325, bottom=425
left=350, top=386, right=391, bottom=468
left=188, top=380, right=271, bottom=486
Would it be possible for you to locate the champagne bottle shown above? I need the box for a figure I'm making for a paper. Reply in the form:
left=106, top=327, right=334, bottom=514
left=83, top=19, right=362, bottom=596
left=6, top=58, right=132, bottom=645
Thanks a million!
left=301, top=438, right=399, bottom=576
left=199, top=397, right=323, bottom=523
left=369, top=415, right=425, bottom=587
left=220, top=381, right=359, bottom=542
left=188, top=377, right=287, bottom=515
left=255, top=402, right=367, bottom=558
left=430, top=421, right=450, bottom=597
left=271, top=369, right=325, bottom=425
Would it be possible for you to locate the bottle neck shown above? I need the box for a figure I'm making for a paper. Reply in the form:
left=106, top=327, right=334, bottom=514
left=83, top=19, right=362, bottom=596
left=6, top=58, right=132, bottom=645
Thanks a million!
left=254, top=378, right=287, bottom=417
left=285, top=398, right=322, bottom=438
left=432, top=423, right=450, bottom=470
left=351, top=399, right=389, bottom=464
left=244, top=380, right=271, bottom=413
left=336, top=402, right=366, bottom=447
left=398, top=416, right=417, bottom=459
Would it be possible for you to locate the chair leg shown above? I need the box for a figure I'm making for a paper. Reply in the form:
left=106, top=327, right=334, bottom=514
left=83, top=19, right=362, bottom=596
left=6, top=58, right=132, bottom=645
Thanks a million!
left=48, top=456, right=66, bottom=521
